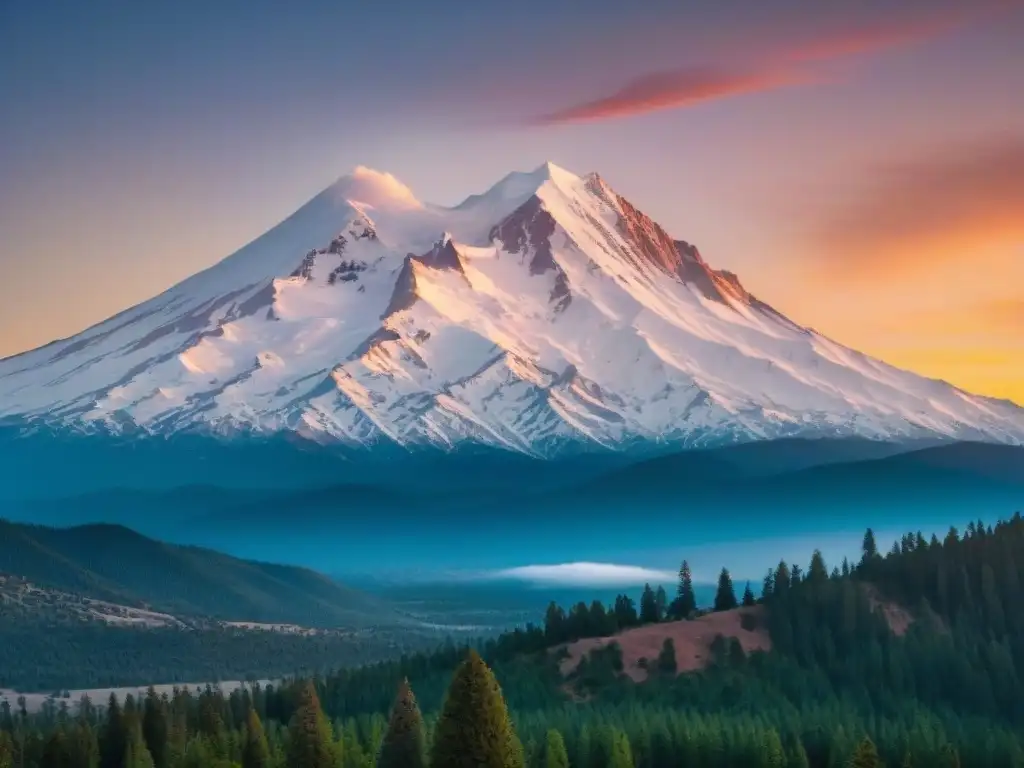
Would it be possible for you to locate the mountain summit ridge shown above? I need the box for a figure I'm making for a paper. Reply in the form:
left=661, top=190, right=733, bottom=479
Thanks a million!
left=1, top=161, right=1022, bottom=453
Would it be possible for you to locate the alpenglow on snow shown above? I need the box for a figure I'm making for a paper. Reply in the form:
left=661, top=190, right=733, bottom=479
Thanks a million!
left=1, top=162, right=1022, bottom=454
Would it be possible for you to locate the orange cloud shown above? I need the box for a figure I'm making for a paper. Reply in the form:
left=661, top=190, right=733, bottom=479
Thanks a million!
left=534, top=68, right=813, bottom=126
left=533, top=6, right=1009, bottom=126
left=782, top=12, right=970, bottom=63
left=809, top=137, right=1024, bottom=276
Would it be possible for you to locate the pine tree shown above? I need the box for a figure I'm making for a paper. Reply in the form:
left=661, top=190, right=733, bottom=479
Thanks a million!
left=378, top=679, right=426, bottom=768
left=742, top=581, right=756, bottom=606
left=544, top=602, right=567, bottom=643
left=849, top=737, right=882, bottom=768
left=654, top=585, right=668, bottom=620
left=714, top=567, right=738, bottom=611
left=639, top=583, right=659, bottom=623
left=42, top=728, right=73, bottom=768
left=544, top=729, right=570, bottom=768
left=430, top=649, right=524, bottom=768
left=286, top=681, right=335, bottom=768
left=673, top=560, right=697, bottom=618
left=70, top=720, right=99, bottom=768
left=574, top=724, right=592, bottom=768
left=774, top=561, right=791, bottom=596
left=861, top=529, right=879, bottom=568
left=657, top=637, right=678, bottom=675
left=608, top=729, right=635, bottom=768
left=163, top=710, right=187, bottom=768
left=197, top=692, right=227, bottom=759
left=141, top=689, right=167, bottom=768
left=790, top=739, right=811, bottom=768
left=179, top=737, right=210, bottom=768
left=762, top=568, right=775, bottom=600
left=123, top=720, right=154, bottom=768
left=613, top=594, right=638, bottom=627
left=101, top=694, right=127, bottom=768
left=761, top=728, right=786, bottom=768
left=241, top=708, right=271, bottom=768
left=808, top=549, right=829, bottom=584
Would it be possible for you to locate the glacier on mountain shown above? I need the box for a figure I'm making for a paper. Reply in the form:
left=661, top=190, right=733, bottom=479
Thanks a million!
left=1, top=161, right=1021, bottom=454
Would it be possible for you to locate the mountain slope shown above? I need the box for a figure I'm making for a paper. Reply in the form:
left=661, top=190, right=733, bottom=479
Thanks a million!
left=0, top=162, right=1021, bottom=453
left=8, top=442, right=1021, bottom=575
left=0, top=519, right=402, bottom=627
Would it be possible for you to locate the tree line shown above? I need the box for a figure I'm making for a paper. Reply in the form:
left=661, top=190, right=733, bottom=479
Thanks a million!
left=4, top=511, right=1024, bottom=766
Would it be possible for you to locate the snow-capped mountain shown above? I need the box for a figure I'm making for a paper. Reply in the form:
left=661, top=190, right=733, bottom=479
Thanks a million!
left=1, top=162, right=1022, bottom=455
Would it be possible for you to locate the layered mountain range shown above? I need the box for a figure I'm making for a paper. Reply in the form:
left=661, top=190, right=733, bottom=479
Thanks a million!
left=1, top=162, right=1022, bottom=455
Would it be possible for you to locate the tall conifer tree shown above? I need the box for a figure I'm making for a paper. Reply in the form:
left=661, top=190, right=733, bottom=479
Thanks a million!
left=378, top=679, right=426, bottom=768
left=714, top=567, right=738, bottom=611
left=544, top=729, right=570, bottom=768
left=241, top=708, right=271, bottom=768
left=673, top=560, right=697, bottom=618
left=430, top=650, right=523, bottom=768
left=286, top=681, right=335, bottom=768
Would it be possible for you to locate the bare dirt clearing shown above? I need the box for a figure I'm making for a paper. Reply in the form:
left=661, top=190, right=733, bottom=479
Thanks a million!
left=864, top=585, right=917, bottom=636
left=560, top=606, right=772, bottom=682
left=560, top=589, right=922, bottom=683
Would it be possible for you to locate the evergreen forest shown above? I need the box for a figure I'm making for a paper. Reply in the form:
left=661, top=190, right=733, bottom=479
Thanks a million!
left=3, top=512, right=1024, bottom=767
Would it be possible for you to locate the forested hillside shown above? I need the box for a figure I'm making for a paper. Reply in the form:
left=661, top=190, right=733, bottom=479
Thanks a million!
left=0, top=519, right=399, bottom=628
left=5, top=511, right=1024, bottom=765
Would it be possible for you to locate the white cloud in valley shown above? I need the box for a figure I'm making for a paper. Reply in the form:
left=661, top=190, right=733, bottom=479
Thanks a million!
left=492, top=562, right=676, bottom=587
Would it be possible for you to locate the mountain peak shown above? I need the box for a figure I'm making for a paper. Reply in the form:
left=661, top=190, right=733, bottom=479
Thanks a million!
left=328, top=166, right=422, bottom=211
left=531, top=160, right=577, bottom=180
left=0, top=162, right=1021, bottom=452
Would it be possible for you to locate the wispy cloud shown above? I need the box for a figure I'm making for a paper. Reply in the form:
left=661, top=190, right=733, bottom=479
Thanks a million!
left=492, top=562, right=675, bottom=587
left=780, top=14, right=965, bottom=63
left=809, top=136, right=1024, bottom=277
left=534, top=68, right=814, bottom=126
left=533, top=6, right=1008, bottom=125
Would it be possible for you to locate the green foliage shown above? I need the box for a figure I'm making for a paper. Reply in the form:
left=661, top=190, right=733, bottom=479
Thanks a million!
left=100, top=694, right=127, bottom=768
left=140, top=689, right=167, bottom=768
left=543, top=728, right=569, bottom=768
left=0, top=618, right=441, bottom=692
left=0, top=519, right=393, bottom=628
left=849, top=736, right=882, bottom=768
left=742, top=581, right=756, bottom=606
left=240, top=709, right=270, bottom=768
left=714, top=567, right=738, bottom=611
left=5, top=512, right=1024, bottom=767
left=377, top=679, right=426, bottom=768
left=656, top=638, right=677, bottom=675
left=607, top=728, right=634, bottom=768
left=639, top=584, right=659, bottom=624
left=285, top=682, right=334, bottom=768
left=670, top=559, right=697, bottom=618
left=69, top=721, right=99, bottom=768
left=42, top=728, right=73, bottom=768
left=430, top=650, right=523, bottom=768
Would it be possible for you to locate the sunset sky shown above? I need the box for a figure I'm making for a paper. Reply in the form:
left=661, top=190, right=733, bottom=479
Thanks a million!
left=1, top=0, right=1021, bottom=403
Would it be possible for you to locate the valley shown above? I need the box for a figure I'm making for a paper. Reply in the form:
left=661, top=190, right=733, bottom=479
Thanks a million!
left=3, top=511, right=1021, bottom=766
left=2, top=2, right=1020, bottom=762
